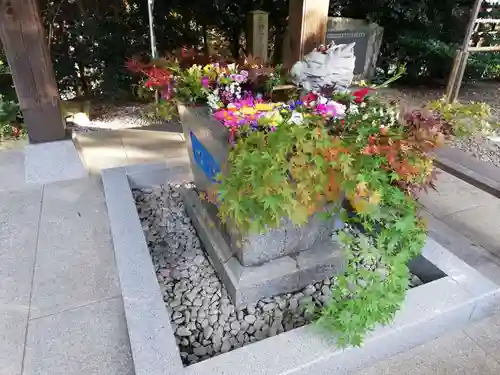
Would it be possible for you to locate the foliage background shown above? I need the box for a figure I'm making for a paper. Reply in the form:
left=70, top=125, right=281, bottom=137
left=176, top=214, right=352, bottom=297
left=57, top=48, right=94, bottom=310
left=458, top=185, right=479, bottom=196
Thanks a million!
left=1, top=0, right=500, bottom=101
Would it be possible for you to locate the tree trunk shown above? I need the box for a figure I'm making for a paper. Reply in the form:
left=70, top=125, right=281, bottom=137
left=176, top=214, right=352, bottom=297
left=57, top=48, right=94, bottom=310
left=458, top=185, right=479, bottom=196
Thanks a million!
left=231, top=27, right=240, bottom=59
left=0, top=0, right=66, bottom=143
left=202, top=23, right=210, bottom=56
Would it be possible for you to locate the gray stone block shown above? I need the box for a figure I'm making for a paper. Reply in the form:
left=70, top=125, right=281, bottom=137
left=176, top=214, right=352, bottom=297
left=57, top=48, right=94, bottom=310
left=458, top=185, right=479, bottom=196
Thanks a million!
left=229, top=223, right=288, bottom=266
left=25, top=140, right=87, bottom=185
left=101, top=167, right=184, bottom=375
left=23, top=298, right=134, bottom=375
left=178, top=104, right=342, bottom=266
left=181, top=187, right=344, bottom=306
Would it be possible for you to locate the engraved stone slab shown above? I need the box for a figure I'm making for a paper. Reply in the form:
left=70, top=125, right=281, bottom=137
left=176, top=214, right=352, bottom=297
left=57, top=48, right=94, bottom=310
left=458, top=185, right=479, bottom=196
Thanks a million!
left=326, top=17, right=384, bottom=79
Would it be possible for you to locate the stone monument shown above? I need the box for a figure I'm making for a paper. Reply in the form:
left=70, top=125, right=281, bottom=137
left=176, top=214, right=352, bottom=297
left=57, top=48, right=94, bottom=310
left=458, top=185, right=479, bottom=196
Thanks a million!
left=177, top=44, right=360, bottom=306
left=178, top=104, right=344, bottom=306
left=325, top=17, right=384, bottom=79
left=246, top=10, right=269, bottom=63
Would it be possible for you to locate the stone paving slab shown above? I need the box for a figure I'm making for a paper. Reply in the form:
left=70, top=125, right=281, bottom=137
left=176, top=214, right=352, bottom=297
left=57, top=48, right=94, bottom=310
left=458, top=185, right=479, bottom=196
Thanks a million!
left=0, top=187, right=42, bottom=305
left=435, top=146, right=500, bottom=198
left=25, top=140, right=88, bottom=185
left=0, top=305, right=29, bottom=375
left=442, top=202, right=500, bottom=259
left=74, top=131, right=130, bottom=174
left=425, top=212, right=500, bottom=285
left=0, top=186, right=42, bottom=375
left=23, top=297, right=134, bottom=375
left=74, top=128, right=188, bottom=174
left=120, top=129, right=187, bottom=165
left=352, top=328, right=500, bottom=375
left=0, top=150, right=27, bottom=192
left=30, top=176, right=120, bottom=318
left=419, top=169, right=500, bottom=261
left=418, top=169, right=497, bottom=217
left=464, top=313, right=500, bottom=362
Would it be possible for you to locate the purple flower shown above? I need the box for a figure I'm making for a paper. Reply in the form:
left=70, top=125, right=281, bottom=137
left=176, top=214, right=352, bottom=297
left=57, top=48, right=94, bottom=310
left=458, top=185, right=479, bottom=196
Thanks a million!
left=201, top=77, right=210, bottom=88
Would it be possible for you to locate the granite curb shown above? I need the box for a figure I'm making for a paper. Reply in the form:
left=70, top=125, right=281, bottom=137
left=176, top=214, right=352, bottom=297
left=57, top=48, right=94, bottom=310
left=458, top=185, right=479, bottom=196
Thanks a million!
left=101, top=162, right=500, bottom=375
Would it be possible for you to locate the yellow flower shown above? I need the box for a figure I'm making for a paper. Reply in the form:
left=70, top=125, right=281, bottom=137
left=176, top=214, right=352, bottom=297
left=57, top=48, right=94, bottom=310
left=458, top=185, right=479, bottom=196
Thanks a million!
left=240, top=107, right=258, bottom=115
left=255, top=103, right=274, bottom=111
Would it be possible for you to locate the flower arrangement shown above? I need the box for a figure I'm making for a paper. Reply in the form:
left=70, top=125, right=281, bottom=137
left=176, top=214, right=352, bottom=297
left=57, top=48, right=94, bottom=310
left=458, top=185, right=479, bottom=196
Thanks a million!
left=128, top=51, right=494, bottom=346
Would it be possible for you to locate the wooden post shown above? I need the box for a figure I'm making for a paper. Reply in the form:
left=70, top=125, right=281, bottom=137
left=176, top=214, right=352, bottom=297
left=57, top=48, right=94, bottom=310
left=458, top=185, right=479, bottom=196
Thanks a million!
left=283, top=0, right=330, bottom=69
left=0, top=0, right=66, bottom=143
left=444, top=0, right=483, bottom=103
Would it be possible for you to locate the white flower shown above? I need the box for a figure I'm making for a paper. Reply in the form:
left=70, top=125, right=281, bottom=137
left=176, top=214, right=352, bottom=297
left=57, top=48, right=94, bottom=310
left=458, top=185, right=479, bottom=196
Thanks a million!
left=360, top=102, right=367, bottom=108
left=289, top=111, right=304, bottom=125
left=318, top=96, right=328, bottom=105
left=348, top=105, right=359, bottom=115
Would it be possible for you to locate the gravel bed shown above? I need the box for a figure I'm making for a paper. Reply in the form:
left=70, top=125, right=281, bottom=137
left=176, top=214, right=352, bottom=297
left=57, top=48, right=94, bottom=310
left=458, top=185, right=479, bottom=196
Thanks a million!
left=451, top=136, right=500, bottom=168
left=68, top=103, right=166, bottom=133
left=134, top=185, right=425, bottom=366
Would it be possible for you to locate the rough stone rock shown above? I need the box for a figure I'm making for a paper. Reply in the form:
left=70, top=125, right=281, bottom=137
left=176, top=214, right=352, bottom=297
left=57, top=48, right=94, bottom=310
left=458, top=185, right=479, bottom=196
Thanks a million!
left=177, top=327, right=191, bottom=337
left=193, top=346, right=207, bottom=356
left=204, top=326, right=214, bottom=340
left=221, top=340, right=231, bottom=353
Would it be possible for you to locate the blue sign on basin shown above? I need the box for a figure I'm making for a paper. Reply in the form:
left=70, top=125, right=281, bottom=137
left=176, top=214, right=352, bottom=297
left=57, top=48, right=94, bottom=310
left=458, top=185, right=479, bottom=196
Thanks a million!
left=190, top=131, right=221, bottom=183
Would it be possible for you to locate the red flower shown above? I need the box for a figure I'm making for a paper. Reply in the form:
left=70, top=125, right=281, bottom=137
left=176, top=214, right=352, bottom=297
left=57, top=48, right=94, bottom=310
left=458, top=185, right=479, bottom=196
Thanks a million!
left=352, top=88, right=374, bottom=103
left=11, top=126, right=20, bottom=137
left=301, top=92, right=318, bottom=105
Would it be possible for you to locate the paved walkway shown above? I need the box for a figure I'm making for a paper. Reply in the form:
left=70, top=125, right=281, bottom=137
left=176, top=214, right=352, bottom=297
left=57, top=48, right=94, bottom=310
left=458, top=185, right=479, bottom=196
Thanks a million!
left=1, top=177, right=133, bottom=375
left=1, top=128, right=500, bottom=374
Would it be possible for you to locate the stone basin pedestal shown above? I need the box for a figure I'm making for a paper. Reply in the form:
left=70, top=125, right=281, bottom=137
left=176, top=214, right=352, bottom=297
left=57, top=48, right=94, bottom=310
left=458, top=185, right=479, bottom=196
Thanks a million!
left=178, top=103, right=345, bottom=306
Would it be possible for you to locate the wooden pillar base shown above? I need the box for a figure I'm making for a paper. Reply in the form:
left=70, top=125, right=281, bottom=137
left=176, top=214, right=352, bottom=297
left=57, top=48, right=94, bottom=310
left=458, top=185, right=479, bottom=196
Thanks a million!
left=284, top=0, right=330, bottom=69
left=0, top=0, right=66, bottom=143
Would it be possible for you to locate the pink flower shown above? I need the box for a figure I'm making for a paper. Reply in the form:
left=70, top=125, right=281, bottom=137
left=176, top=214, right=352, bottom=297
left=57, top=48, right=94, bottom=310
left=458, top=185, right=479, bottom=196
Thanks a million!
left=201, top=77, right=210, bottom=88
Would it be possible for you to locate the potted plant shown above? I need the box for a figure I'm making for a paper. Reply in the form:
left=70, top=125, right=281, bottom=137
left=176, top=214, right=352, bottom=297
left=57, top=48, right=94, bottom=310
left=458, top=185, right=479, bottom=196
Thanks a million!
left=127, top=48, right=494, bottom=346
